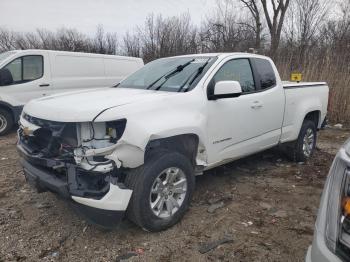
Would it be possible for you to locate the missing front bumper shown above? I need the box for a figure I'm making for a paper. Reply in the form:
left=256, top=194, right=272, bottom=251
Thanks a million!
left=18, top=144, right=132, bottom=228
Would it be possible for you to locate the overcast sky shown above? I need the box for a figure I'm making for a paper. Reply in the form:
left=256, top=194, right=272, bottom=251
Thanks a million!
left=0, top=0, right=218, bottom=36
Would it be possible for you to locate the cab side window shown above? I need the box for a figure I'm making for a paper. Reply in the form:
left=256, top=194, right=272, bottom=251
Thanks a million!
left=5, top=58, right=22, bottom=82
left=211, top=59, right=255, bottom=93
left=253, top=58, right=276, bottom=90
left=0, top=55, right=43, bottom=86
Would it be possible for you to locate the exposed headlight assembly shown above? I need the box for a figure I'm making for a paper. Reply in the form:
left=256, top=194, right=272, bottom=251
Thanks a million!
left=74, top=119, right=127, bottom=172
left=80, top=119, right=127, bottom=144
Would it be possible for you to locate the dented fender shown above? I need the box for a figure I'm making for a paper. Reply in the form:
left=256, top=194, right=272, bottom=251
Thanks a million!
left=105, top=142, right=144, bottom=168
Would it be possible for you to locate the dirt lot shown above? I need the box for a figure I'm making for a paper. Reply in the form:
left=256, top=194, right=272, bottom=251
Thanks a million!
left=0, top=128, right=349, bottom=262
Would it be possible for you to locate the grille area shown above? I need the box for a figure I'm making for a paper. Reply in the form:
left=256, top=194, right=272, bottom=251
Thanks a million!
left=20, top=114, right=77, bottom=159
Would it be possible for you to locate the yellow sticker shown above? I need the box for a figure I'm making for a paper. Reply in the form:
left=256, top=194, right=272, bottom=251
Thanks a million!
left=291, top=73, right=302, bottom=82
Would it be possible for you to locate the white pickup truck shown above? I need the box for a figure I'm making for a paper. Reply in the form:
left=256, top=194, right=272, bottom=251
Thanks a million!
left=17, top=53, right=329, bottom=231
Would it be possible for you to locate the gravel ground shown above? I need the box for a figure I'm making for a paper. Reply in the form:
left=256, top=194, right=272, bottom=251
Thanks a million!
left=0, top=127, right=349, bottom=262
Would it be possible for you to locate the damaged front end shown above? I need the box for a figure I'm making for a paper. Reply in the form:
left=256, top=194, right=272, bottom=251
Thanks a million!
left=17, top=113, right=133, bottom=227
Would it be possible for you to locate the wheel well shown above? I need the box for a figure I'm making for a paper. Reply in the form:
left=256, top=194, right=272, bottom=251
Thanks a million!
left=145, top=134, right=199, bottom=166
left=304, top=111, right=320, bottom=128
left=0, top=105, right=14, bottom=121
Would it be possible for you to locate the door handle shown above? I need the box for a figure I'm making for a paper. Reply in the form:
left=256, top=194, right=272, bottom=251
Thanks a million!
left=251, top=101, right=263, bottom=109
left=39, top=83, right=50, bottom=87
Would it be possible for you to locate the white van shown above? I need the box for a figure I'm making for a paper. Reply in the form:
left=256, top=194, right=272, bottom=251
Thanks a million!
left=0, top=49, right=144, bottom=135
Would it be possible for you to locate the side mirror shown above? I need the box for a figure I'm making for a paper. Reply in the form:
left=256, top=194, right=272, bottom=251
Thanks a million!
left=0, top=68, right=13, bottom=86
left=211, top=81, right=242, bottom=100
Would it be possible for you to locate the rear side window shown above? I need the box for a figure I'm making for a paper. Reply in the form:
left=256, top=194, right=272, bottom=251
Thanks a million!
left=1, top=55, right=43, bottom=86
left=211, top=59, right=255, bottom=93
left=253, top=58, right=276, bottom=90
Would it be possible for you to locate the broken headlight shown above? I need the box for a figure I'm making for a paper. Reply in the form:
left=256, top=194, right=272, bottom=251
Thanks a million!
left=79, top=119, right=127, bottom=144
left=74, top=119, right=127, bottom=172
left=105, top=119, right=127, bottom=143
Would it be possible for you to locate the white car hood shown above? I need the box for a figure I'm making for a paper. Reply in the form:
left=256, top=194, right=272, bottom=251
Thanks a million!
left=23, top=87, right=177, bottom=122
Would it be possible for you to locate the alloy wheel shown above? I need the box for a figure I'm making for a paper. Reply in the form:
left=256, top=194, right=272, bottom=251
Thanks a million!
left=0, top=114, right=7, bottom=133
left=149, top=167, right=188, bottom=218
left=302, top=128, right=315, bottom=157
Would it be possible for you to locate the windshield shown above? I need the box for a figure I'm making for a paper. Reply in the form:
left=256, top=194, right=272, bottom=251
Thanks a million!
left=118, top=56, right=216, bottom=92
left=0, top=51, right=16, bottom=64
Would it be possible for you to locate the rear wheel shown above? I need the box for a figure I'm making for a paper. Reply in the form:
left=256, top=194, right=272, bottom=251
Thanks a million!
left=124, top=150, right=195, bottom=232
left=290, top=120, right=317, bottom=162
left=0, top=109, right=13, bottom=136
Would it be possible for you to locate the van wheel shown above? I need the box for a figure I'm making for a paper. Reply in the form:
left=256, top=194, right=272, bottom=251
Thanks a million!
left=291, top=120, right=317, bottom=162
left=0, top=109, right=13, bottom=136
left=124, top=150, right=195, bottom=232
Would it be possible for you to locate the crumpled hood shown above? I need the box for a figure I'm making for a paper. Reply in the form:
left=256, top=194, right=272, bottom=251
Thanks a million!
left=23, top=87, right=177, bottom=122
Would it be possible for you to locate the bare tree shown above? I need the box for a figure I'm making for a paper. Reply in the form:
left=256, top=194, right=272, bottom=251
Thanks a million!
left=322, top=0, right=350, bottom=51
left=124, top=13, right=199, bottom=62
left=0, top=28, right=16, bottom=52
left=285, top=0, right=329, bottom=62
left=261, top=0, right=290, bottom=56
left=123, top=32, right=141, bottom=57
left=200, top=1, right=256, bottom=52
left=0, top=26, right=118, bottom=54
left=239, top=0, right=262, bottom=49
left=94, top=25, right=106, bottom=53
left=24, top=33, right=41, bottom=49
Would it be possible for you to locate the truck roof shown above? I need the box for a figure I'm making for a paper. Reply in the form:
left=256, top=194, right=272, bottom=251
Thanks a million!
left=171, top=52, right=272, bottom=60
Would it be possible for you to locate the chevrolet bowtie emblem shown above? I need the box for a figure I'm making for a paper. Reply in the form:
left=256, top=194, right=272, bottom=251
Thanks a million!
left=23, top=127, right=31, bottom=136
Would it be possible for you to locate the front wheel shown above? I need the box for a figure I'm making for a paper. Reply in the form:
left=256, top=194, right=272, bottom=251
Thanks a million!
left=124, top=150, right=195, bottom=232
left=291, top=120, right=317, bottom=162
left=0, top=109, right=13, bottom=136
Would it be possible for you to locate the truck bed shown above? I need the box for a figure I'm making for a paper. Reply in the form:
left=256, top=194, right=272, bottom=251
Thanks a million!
left=280, top=81, right=329, bottom=144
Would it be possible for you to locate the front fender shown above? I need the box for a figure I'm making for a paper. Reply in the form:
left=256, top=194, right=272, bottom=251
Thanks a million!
left=107, top=122, right=208, bottom=168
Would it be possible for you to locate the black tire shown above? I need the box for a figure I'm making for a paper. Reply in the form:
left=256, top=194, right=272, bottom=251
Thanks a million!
left=124, top=150, right=195, bottom=232
left=290, top=120, right=317, bottom=162
left=0, top=109, right=13, bottom=136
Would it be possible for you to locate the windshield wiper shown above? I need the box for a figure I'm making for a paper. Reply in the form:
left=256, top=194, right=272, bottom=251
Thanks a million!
left=146, top=59, right=195, bottom=90
left=177, top=58, right=211, bottom=92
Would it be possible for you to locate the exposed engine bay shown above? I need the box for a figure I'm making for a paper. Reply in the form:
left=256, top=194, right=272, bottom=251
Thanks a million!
left=19, top=113, right=127, bottom=172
